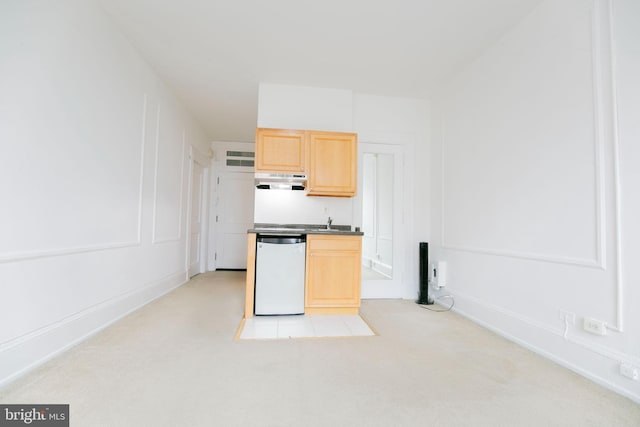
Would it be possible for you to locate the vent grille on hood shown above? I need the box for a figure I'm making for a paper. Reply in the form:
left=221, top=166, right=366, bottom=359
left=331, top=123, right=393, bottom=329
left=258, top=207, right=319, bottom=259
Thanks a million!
left=254, top=173, right=307, bottom=190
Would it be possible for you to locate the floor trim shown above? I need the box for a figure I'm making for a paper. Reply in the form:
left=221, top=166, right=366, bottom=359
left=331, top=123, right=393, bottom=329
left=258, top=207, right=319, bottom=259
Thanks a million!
left=0, top=270, right=187, bottom=388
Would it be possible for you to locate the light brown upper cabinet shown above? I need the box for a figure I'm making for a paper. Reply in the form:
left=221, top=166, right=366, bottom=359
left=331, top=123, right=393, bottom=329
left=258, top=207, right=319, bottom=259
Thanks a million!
left=306, top=131, right=357, bottom=197
left=255, top=128, right=357, bottom=197
left=255, top=128, right=306, bottom=173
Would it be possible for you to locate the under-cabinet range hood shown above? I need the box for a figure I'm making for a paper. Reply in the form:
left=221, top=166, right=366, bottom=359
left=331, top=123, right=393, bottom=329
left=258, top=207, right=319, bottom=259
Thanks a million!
left=254, top=173, right=307, bottom=190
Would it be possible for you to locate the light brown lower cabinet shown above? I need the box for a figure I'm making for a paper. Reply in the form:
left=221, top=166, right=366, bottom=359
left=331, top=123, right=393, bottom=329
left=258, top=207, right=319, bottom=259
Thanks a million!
left=304, top=234, right=362, bottom=315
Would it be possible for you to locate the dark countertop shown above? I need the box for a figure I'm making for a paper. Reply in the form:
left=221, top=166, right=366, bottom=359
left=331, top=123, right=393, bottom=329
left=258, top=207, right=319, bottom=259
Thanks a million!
left=248, top=223, right=364, bottom=236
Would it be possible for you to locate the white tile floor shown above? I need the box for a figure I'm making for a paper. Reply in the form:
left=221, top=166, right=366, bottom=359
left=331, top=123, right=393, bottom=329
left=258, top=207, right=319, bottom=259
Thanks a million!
left=239, top=314, right=376, bottom=340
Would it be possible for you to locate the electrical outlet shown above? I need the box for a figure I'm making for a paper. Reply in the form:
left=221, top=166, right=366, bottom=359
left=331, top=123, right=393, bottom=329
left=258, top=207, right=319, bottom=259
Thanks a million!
left=583, top=317, right=607, bottom=335
left=559, top=310, right=575, bottom=324
left=620, top=363, right=639, bottom=381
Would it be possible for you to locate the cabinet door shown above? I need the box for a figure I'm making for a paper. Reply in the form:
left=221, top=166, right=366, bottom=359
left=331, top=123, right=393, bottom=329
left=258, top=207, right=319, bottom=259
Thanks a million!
left=305, top=235, right=361, bottom=308
left=306, top=131, right=357, bottom=196
left=255, top=128, right=305, bottom=173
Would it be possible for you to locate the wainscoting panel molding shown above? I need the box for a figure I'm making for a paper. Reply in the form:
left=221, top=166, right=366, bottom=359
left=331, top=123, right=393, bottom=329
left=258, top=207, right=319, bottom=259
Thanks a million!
left=151, top=103, right=186, bottom=245
left=0, top=94, right=148, bottom=264
left=441, top=1, right=619, bottom=272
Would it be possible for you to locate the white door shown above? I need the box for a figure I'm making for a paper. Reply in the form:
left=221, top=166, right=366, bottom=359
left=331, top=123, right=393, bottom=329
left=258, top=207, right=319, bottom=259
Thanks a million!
left=188, top=153, right=208, bottom=277
left=215, top=172, right=254, bottom=269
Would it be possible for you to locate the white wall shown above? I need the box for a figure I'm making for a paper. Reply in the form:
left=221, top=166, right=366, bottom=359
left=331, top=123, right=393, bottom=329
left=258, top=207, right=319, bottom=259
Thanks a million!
left=353, top=94, right=429, bottom=299
left=258, top=83, right=354, bottom=132
left=0, top=0, right=209, bottom=386
left=430, top=0, right=639, bottom=402
left=615, top=0, right=640, bottom=377
left=256, top=83, right=356, bottom=226
left=257, top=83, right=429, bottom=298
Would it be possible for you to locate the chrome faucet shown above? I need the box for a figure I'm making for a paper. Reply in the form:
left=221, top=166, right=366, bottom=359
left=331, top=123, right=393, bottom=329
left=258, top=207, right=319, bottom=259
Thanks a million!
left=327, top=216, right=333, bottom=230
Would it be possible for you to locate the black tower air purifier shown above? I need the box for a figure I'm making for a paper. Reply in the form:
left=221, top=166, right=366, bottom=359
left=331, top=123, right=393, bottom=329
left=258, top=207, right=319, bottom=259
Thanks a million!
left=417, top=242, right=433, bottom=305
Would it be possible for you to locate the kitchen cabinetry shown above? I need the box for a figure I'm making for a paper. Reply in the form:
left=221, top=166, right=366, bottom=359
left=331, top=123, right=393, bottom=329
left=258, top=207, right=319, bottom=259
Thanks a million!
left=255, top=128, right=306, bottom=173
left=244, top=231, right=363, bottom=318
left=255, top=128, right=357, bottom=197
left=306, top=131, right=357, bottom=197
left=244, top=233, right=257, bottom=318
left=305, top=234, right=362, bottom=314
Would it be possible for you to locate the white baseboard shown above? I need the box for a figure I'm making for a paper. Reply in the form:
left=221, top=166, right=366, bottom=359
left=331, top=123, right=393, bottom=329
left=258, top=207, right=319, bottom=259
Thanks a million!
left=443, top=291, right=640, bottom=404
left=362, top=257, right=373, bottom=269
left=362, top=256, right=392, bottom=278
left=0, top=270, right=187, bottom=388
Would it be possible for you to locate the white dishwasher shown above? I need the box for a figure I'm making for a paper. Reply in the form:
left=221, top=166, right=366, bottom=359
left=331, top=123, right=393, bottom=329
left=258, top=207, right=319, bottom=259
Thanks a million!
left=254, top=234, right=306, bottom=315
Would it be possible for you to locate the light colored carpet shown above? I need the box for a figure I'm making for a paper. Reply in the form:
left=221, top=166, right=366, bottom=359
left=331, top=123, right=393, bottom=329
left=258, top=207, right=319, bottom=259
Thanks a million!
left=1, top=271, right=638, bottom=426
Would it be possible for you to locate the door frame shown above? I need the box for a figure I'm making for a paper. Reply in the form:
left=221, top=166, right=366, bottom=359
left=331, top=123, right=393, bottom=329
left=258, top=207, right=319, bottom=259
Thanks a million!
left=208, top=141, right=256, bottom=271
left=185, top=145, right=211, bottom=278
left=353, top=142, right=405, bottom=299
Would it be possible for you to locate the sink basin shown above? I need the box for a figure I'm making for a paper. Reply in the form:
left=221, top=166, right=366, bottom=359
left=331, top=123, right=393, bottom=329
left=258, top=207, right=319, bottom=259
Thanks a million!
left=306, top=228, right=358, bottom=235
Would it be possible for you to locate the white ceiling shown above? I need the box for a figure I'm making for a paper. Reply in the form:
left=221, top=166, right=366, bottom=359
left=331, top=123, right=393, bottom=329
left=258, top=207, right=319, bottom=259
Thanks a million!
left=97, top=0, right=542, bottom=141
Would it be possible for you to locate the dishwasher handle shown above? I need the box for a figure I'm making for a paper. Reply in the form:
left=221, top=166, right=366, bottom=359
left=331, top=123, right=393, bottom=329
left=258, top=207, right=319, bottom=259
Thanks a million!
left=257, top=235, right=306, bottom=244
